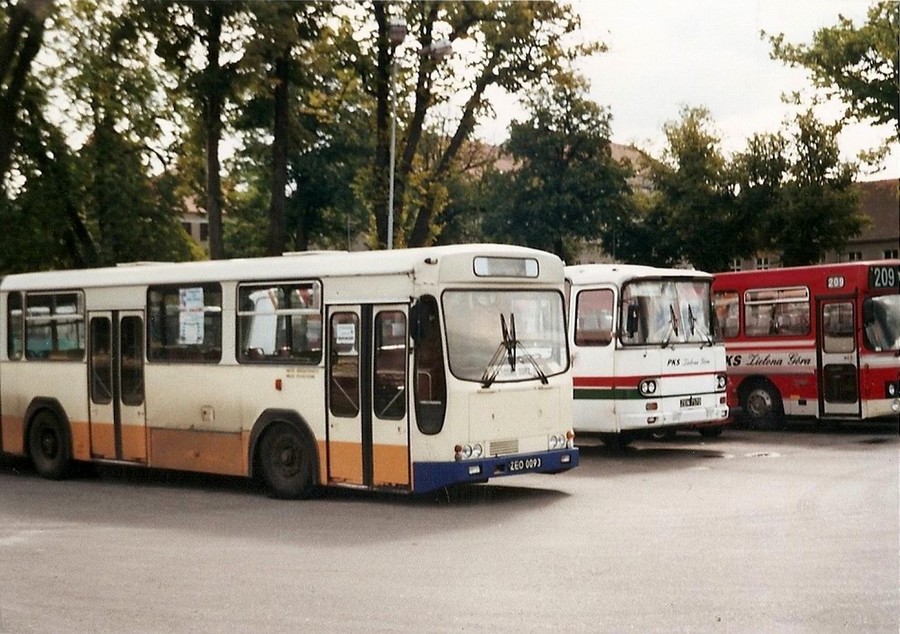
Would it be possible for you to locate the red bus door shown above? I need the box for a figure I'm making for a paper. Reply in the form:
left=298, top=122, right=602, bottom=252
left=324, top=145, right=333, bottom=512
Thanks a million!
left=818, top=300, right=861, bottom=418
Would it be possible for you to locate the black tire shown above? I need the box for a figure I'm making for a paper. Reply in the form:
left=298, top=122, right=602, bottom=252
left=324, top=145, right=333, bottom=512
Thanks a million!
left=742, top=383, right=785, bottom=430
left=650, top=427, right=677, bottom=441
left=28, top=410, right=72, bottom=480
left=698, top=427, right=723, bottom=438
left=258, top=423, right=315, bottom=499
left=600, top=433, right=632, bottom=451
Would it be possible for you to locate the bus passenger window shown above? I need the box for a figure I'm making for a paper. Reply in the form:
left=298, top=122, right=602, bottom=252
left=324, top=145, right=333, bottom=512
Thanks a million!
left=822, top=303, right=855, bottom=354
left=713, top=291, right=739, bottom=339
left=329, top=312, right=360, bottom=418
left=237, top=282, right=322, bottom=364
left=574, top=289, right=614, bottom=346
left=90, top=318, right=112, bottom=405
left=412, top=295, right=446, bottom=435
left=374, top=310, right=406, bottom=420
left=24, top=292, right=85, bottom=361
left=147, top=284, right=222, bottom=363
left=7, top=292, right=23, bottom=360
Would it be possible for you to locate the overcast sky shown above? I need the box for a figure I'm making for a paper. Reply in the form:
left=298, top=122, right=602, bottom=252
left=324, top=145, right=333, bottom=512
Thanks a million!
left=479, top=0, right=897, bottom=181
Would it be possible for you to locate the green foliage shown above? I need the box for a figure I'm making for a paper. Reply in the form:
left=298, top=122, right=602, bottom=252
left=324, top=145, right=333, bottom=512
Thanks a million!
left=480, top=73, right=631, bottom=263
left=766, top=1, right=899, bottom=135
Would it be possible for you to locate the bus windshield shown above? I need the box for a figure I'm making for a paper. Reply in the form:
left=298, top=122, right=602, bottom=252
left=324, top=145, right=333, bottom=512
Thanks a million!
left=863, top=294, right=900, bottom=352
left=620, top=279, right=713, bottom=346
left=442, top=290, right=568, bottom=384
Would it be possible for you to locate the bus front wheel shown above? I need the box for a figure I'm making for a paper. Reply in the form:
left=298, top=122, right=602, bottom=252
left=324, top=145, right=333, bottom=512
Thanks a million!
left=742, top=383, right=784, bottom=430
left=28, top=410, right=72, bottom=480
left=259, top=423, right=315, bottom=499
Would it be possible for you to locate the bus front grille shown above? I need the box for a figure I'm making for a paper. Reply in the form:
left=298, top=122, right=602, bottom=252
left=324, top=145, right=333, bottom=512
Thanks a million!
left=490, top=439, right=518, bottom=456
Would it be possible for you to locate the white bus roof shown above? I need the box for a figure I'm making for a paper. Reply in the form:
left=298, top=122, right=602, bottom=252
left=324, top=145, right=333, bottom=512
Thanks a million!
left=565, top=263, right=712, bottom=286
left=1, top=244, right=563, bottom=291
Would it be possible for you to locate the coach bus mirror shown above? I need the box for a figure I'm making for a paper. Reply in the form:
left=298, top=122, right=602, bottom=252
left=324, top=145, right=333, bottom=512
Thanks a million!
left=626, top=304, right=639, bottom=338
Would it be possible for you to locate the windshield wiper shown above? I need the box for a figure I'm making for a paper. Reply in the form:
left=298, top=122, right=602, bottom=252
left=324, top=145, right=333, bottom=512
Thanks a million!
left=662, top=304, right=680, bottom=347
left=687, top=304, right=714, bottom=346
left=480, top=313, right=549, bottom=387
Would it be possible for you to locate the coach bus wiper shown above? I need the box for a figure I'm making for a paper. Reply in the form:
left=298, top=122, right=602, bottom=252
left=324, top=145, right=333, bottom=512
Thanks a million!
left=481, top=314, right=516, bottom=388
left=513, top=341, right=549, bottom=385
left=688, top=305, right=714, bottom=347
left=662, top=304, right=680, bottom=348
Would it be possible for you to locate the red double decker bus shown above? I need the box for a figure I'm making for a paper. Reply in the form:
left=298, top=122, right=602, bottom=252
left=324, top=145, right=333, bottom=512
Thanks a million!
left=712, top=260, right=900, bottom=427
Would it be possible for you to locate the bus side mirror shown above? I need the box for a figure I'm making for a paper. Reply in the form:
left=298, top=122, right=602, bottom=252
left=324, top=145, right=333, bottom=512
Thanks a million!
left=626, top=304, right=639, bottom=338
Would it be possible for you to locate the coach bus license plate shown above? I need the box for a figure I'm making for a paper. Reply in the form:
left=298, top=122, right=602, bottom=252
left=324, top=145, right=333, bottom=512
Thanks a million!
left=680, top=396, right=701, bottom=408
left=508, top=457, right=542, bottom=472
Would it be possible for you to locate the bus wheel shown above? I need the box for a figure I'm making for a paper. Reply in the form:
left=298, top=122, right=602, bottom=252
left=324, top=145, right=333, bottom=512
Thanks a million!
left=600, top=433, right=632, bottom=451
left=743, top=384, right=784, bottom=430
left=650, top=427, right=677, bottom=441
left=259, top=423, right=314, bottom=500
left=28, top=410, right=72, bottom=480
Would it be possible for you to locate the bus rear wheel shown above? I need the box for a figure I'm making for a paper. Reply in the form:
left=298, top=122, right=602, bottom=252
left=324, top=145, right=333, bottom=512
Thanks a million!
left=259, top=423, right=315, bottom=499
left=28, top=410, right=72, bottom=480
left=743, top=383, right=784, bottom=430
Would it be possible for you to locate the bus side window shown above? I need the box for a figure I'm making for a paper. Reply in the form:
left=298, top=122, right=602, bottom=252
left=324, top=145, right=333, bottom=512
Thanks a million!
left=7, top=292, right=23, bottom=360
left=713, top=291, right=739, bottom=339
left=412, top=295, right=446, bottom=435
left=574, top=289, right=614, bottom=346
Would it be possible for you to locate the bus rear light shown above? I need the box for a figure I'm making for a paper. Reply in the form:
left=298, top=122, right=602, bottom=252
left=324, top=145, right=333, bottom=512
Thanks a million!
left=645, top=402, right=658, bottom=411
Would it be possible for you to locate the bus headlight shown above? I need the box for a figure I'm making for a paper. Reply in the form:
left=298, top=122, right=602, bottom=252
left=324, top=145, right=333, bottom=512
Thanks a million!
left=716, top=374, right=727, bottom=391
left=549, top=434, right=566, bottom=450
left=639, top=378, right=658, bottom=397
left=886, top=381, right=899, bottom=399
left=456, top=443, right=484, bottom=460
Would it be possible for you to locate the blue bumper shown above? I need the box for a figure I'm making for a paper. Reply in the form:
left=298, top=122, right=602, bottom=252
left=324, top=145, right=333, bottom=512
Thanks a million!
left=412, top=447, right=579, bottom=493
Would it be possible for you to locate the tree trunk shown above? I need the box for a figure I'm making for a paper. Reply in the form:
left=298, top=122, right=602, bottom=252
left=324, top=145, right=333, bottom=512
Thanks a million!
left=267, top=53, right=290, bottom=256
left=0, top=0, right=54, bottom=180
left=203, top=3, right=225, bottom=260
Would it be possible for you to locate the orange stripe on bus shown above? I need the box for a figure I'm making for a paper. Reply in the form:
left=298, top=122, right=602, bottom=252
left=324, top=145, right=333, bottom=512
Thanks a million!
left=70, top=420, right=91, bottom=461
left=373, top=444, right=410, bottom=487
left=327, top=440, right=363, bottom=485
left=149, top=428, right=245, bottom=477
left=1, top=415, right=25, bottom=455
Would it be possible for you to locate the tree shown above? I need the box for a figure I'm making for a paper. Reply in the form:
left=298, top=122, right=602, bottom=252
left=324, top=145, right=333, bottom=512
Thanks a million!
left=0, top=0, right=54, bottom=181
left=643, top=106, right=738, bottom=272
left=766, top=1, right=899, bottom=138
left=480, top=73, right=631, bottom=263
left=768, top=111, right=865, bottom=266
left=140, top=1, right=253, bottom=260
left=360, top=0, right=592, bottom=248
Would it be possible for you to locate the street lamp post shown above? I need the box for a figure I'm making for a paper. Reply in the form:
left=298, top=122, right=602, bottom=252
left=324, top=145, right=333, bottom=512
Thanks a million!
left=386, top=19, right=407, bottom=250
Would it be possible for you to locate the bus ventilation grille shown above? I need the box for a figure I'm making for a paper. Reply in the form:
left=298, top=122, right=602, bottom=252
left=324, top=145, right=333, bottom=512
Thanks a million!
left=490, top=439, right=518, bottom=456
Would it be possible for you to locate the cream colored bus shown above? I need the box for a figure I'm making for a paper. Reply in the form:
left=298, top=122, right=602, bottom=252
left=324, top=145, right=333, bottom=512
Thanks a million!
left=0, top=245, right=577, bottom=498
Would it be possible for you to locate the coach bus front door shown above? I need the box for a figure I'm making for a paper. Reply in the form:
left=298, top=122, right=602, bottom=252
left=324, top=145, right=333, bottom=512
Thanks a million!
left=818, top=300, right=861, bottom=418
left=88, top=311, right=147, bottom=462
left=326, top=304, right=411, bottom=489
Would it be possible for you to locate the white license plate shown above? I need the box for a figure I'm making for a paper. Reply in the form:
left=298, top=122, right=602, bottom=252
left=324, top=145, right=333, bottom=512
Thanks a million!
left=680, top=396, right=701, bottom=408
left=508, top=457, right=542, bottom=472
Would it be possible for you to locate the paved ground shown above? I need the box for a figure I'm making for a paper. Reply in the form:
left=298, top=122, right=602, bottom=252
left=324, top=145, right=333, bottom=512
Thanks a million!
left=1, top=419, right=897, bottom=633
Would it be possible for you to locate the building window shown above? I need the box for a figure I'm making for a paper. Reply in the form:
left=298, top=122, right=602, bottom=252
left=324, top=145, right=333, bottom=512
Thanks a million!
left=181, top=222, right=193, bottom=238
left=847, top=251, right=862, bottom=262
left=199, top=222, right=209, bottom=242
left=730, top=258, right=742, bottom=272
left=755, top=257, right=770, bottom=271
left=883, top=249, right=898, bottom=259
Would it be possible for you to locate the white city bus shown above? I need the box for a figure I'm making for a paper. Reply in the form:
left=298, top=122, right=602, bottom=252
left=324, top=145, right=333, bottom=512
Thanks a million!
left=0, top=244, right=577, bottom=498
left=566, top=264, right=729, bottom=446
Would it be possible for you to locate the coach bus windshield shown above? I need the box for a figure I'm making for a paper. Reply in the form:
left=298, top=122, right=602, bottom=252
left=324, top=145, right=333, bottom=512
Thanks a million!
left=620, top=278, right=713, bottom=346
left=442, top=290, right=568, bottom=384
left=863, top=295, right=900, bottom=352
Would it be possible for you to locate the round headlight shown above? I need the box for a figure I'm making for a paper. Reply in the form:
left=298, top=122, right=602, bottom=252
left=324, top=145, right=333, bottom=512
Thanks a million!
left=717, top=374, right=727, bottom=390
left=639, top=378, right=658, bottom=397
left=461, top=444, right=473, bottom=459
left=472, top=443, right=483, bottom=458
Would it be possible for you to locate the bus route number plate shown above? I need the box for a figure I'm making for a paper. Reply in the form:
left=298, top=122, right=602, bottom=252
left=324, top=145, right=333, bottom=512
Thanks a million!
left=680, top=396, right=701, bottom=408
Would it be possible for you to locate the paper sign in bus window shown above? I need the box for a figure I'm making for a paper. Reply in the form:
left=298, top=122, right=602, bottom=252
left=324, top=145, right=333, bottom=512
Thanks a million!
left=179, top=287, right=205, bottom=345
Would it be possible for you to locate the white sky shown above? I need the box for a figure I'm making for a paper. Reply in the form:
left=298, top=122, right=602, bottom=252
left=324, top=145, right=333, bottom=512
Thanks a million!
left=478, top=0, right=898, bottom=181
